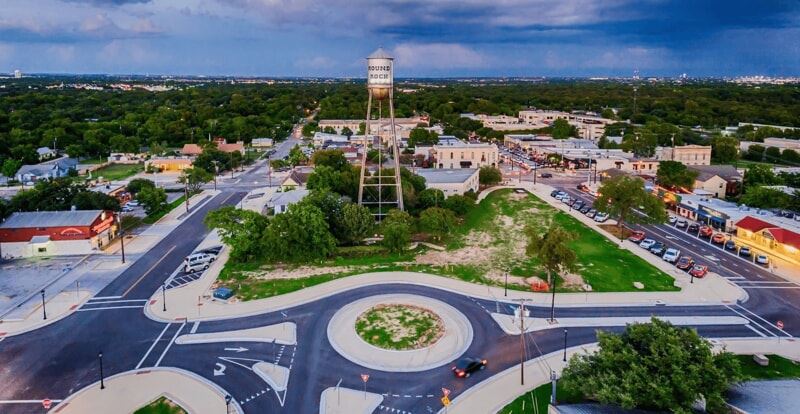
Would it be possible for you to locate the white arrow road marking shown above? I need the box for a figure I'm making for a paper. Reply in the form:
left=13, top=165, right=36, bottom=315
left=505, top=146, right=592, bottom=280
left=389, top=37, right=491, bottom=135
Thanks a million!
left=224, top=347, right=249, bottom=353
left=214, top=363, right=226, bottom=376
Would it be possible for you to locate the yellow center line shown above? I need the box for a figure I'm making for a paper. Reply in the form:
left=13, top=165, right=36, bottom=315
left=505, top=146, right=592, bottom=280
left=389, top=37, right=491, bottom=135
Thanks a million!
left=122, top=245, right=177, bottom=298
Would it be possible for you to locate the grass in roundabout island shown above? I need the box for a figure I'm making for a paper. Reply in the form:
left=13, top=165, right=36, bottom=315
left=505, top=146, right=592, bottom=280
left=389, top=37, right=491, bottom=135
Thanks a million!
left=355, top=304, right=444, bottom=350
left=133, top=397, right=186, bottom=414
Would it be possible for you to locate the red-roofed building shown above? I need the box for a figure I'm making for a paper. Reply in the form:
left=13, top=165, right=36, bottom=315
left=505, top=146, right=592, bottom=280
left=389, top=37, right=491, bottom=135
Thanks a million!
left=735, top=215, right=800, bottom=265
left=181, top=144, right=203, bottom=156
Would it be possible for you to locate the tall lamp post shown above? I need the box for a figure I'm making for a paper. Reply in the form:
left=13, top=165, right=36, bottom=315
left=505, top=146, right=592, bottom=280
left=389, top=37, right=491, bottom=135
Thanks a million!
left=40, top=289, right=47, bottom=320
left=182, top=171, right=190, bottom=213
left=98, top=351, right=105, bottom=389
left=116, top=215, right=125, bottom=264
left=562, top=328, right=568, bottom=361
left=212, top=160, right=219, bottom=191
left=504, top=271, right=508, bottom=297
left=162, top=284, right=167, bottom=312
left=225, top=394, right=232, bottom=413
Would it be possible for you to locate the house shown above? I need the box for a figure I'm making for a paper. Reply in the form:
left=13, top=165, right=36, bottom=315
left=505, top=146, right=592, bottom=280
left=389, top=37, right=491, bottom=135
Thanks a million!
left=181, top=144, right=204, bottom=156
left=266, top=188, right=310, bottom=215
left=37, top=146, right=56, bottom=160
left=415, top=168, right=480, bottom=196
left=688, top=165, right=742, bottom=198
left=15, top=158, right=78, bottom=182
left=107, top=153, right=144, bottom=164
left=735, top=215, right=800, bottom=265
left=0, top=210, right=118, bottom=258
left=251, top=138, right=273, bottom=148
left=280, top=170, right=311, bottom=190
left=218, top=141, right=245, bottom=155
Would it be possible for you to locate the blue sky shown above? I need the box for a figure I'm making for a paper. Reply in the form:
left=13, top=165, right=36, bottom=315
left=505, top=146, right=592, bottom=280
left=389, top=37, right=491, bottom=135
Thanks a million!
left=0, top=0, right=798, bottom=77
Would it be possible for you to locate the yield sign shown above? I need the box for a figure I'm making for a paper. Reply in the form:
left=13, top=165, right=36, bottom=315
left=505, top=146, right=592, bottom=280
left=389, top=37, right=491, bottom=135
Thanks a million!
left=777, top=320, right=785, bottom=330
left=442, top=387, right=451, bottom=397
left=361, top=374, right=369, bottom=383
left=42, top=399, right=52, bottom=409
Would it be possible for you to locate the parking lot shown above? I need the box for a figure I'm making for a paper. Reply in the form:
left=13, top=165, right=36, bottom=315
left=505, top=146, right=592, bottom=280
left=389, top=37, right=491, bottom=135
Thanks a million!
left=0, top=256, right=84, bottom=318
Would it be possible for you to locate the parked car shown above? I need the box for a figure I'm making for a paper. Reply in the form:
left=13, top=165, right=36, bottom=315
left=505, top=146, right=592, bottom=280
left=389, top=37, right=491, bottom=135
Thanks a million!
left=586, top=209, right=597, bottom=218
left=739, top=246, right=752, bottom=258
left=555, top=192, right=567, bottom=200
left=649, top=242, right=666, bottom=255
left=756, top=255, right=770, bottom=265
left=663, top=248, right=681, bottom=263
left=550, top=190, right=559, bottom=197
left=540, top=173, right=553, bottom=178
left=676, top=219, right=688, bottom=229
left=579, top=205, right=591, bottom=214
left=711, top=233, right=727, bottom=244
left=594, top=212, right=609, bottom=222
left=452, top=357, right=487, bottom=378
left=668, top=216, right=677, bottom=225
left=184, top=253, right=215, bottom=273
left=577, top=184, right=588, bottom=191
left=121, top=205, right=134, bottom=213
left=126, top=200, right=140, bottom=207
left=568, top=198, right=578, bottom=207
left=628, top=231, right=646, bottom=243
left=689, top=265, right=709, bottom=278
left=687, top=223, right=700, bottom=233
left=639, top=239, right=656, bottom=249
left=573, top=200, right=585, bottom=210
left=676, top=256, right=695, bottom=270
left=698, top=226, right=713, bottom=238
left=724, top=240, right=737, bottom=251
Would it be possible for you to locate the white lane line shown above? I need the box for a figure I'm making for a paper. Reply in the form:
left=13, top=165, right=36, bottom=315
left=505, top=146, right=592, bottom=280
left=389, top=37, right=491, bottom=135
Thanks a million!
left=746, top=324, right=768, bottom=338
left=85, top=299, right=148, bottom=305
left=724, top=305, right=775, bottom=338
left=737, top=305, right=793, bottom=337
left=740, top=286, right=800, bottom=289
left=77, top=305, right=145, bottom=311
left=0, top=400, right=64, bottom=404
left=154, top=322, right=186, bottom=367
left=190, top=321, right=200, bottom=334
left=91, top=295, right=122, bottom=300
left=136, top=323, right=172, bottom=369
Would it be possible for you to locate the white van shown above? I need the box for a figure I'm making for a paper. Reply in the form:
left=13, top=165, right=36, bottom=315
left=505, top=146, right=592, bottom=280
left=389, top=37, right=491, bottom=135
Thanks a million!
left=184, top=253, right=214, bottom=273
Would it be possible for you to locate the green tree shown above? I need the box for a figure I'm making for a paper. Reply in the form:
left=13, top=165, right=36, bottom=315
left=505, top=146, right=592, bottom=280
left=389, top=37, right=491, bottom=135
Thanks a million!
left=551, top=118, right=577, bottom=139
left=764, top=146, right=782, bottom=163
left=179, top=167, right=213, bottom=193
left=126, top=178, right=155, bottom=196
left=710, top=137, right=739, bottom=163
left=739, top=186, right=793, bottom=209
left=745, top=144, right=765, bottom=161
left=334, top=203, right=374, bottom=245
left=381, top=221, right=410, bottom=253
left=65, top=144, right=84, bottom=158
left=525, top=223, right=577, bottom=321
left=479, top=166, right=502, bottom=185
left=322, top=126, right=337, bottom=134
left=1, top=158, right=21, bottom=178
left=383, top=209, right=415, bottom=229
left=205, top=206, right=270, bottom=262
left=418, top=188, right=445, bottom=209
left=288, top=145, right=307, bottom=166
left=561, top=318, right=741, bottom=413
left=137, top=186, right=168, bottom=215
left=656, top=160, right=699, bottom=189
left=341, top=126, right=353, bottom=137
left=311, top=149, right=349, bottom=171
left=743, top=164, right=780, bottom=189
left=419, top=207, right=457, bottom=241
left=261, top=202, right=336, bottom=262
left=408, top=128, right=438, bottom=147
left=442, top=194, right=475, bottom=216
left=594, top=175, right=668, bottom=239
left=782, top=149, right=800, bottom=165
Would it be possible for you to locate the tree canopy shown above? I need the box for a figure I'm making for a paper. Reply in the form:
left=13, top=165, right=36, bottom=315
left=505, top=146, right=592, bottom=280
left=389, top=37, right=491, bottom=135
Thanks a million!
left=656, top=160, right=699, bottom=189
left=594, top=175, right=667, bottom=237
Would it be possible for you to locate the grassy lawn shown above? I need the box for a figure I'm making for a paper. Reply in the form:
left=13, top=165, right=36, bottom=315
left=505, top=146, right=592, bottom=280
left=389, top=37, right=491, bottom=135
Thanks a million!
left=142, top=195, right=186, bottom=224
left=91, top=163, right=144, bottom=181
left=134, top=397, right=186, bottom=414
left=356, top=304, right=442, bottom=350
left=79, top=157, right=105, bottom=165
left=499, top=382, right=582, bottom=414
left=737, top=354, right=800, bottom=380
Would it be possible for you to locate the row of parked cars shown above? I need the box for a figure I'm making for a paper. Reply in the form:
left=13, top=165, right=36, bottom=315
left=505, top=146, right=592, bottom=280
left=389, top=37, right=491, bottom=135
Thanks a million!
left=550, top=190, right=609, bottom=222
left=183, top=245, right=223, bottom=273
left=628, top=231, right=709, bottom=278
left=668, top=217, right=770, bottom=265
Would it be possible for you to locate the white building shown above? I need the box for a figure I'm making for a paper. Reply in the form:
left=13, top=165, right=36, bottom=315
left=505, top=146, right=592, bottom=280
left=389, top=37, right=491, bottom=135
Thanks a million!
left=432, top=141, right=499, bottom=169
left=251, top=138, right=274, bottom=148
left=14, top=69, right=21, bottom=78
left=518, top=110, right=617, bottom=141
left=416, top=168, right=480, bottom=196
left=266, top=188, right=310, bottom=215
left=654, top=145, right=712, bottom=166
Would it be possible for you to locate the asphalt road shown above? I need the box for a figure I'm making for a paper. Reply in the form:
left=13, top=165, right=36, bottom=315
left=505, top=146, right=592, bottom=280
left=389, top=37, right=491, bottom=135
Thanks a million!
left=0, top=176, right=794, bottom=414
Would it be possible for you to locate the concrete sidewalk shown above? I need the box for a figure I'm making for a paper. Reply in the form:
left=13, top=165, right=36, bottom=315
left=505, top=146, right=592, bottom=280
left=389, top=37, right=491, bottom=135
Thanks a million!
left=51, top=367, right=242, bottom=414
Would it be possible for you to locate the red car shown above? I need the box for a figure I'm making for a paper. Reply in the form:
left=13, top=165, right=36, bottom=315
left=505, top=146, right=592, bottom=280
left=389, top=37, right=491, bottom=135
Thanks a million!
left=698, top=226, right=713, bottom=238
left=628, top=231, right=646, bottom=243
left=689, top=265, right=708, bottom=278
left=676, top=256, right=695, bottom=271
left=711, top=233, right=726, bottom=244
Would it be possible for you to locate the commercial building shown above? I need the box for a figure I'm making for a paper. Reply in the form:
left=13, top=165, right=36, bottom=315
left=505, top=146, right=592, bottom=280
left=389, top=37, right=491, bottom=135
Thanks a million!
left=432, top=141, right=498, bottom=169
left=674, top=193, right=743, bottom=231
left=740, top=137, right=800, bottom=154
left=251, top=138, right=274, bottom=148
left=518, top=110, right=616, bottom=140
left=460, top=113, right=531, bottom=131
left=0, top=210, right=118, bottom=258
left=654, top=145, right=712, bottom=165
left=145, top=157, right=192, bottom=172
left=688, top=165, right=742, bottom=198
left=416, top=168, right=480, bottom=196
left=735, top=216, right=800, bottom=265
left=318, top=116, right=428, bottom=139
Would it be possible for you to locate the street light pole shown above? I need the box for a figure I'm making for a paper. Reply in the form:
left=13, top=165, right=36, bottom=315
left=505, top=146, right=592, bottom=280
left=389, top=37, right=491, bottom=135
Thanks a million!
left=562, top=328, right=568, bottom=362
left=519, top=300, right=526, bottom=386
left=162, top=284, right=167, bottom=312
left=225, top=395, right=232, bottom=414
left=40, top=289, right=47, bottom=320
left=99, top=351, right=105, bottom=390
left=117, top=215, right=125, bottom=264
left=550, top=272, right=557, bottom=323
left=504, top=272, right=508, bottom=297
left=183, top=171, right=190, bottom=213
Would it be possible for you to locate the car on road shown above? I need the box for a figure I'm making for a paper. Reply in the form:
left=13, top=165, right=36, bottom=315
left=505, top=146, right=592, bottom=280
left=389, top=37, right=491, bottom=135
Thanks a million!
left=724, top=240, right=737, bottom=251
left=668, top=216, right=677, bottom=225
left=649, top=242, right=666, bottom=255
left=689, top=265, right=709, bottom=278
left=698, top=226, right=713, bottom=238
left=540, top=173, right=553, bottom=178
left=687, top=223, right=700, bottom=233
left=676, top=219, right=688, bottom=229
left=639, top=239, right=656, bottom=249
left=663, top=248, right=681, bottom=263
left=711, top=233, right=726, bottom=244
left=452, top=357, right=487, bottom=378
left=594, top=212, right=609, bottom=222
left=676, top=256, right=695, bottom=270
left=586, top=209, right=597, bottom=218
left=739, top=246, right=752, bottom=258
left=628, top=231, right=646, bottom=243
left=577, top=184, right=588, bottom=191
left=756, top=255, right=770, bottom=266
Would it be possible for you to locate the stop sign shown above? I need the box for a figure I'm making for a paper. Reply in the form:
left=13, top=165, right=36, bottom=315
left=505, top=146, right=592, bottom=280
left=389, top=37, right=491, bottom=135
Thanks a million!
left=777, top=320, right=785, bottom=330
left=42, top=399, right=52, bottom=410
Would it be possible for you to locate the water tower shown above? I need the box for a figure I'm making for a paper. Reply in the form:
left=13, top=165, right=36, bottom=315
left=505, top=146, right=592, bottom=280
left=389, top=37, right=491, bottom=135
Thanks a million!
left=357, top=48, right=404, bottom=217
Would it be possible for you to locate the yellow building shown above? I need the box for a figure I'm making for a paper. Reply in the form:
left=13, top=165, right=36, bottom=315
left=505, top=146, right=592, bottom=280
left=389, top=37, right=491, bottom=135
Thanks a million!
left=735, top=216, right=800, bottom=265
left=432, top=142, right=499, bottom=169
left=655, top=145, right=712, bottom=165
left=145, top=157, right=192, bottom=172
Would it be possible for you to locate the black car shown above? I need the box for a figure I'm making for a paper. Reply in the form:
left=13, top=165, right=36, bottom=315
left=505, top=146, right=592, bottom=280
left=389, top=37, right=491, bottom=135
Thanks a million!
left=687, top=223, right=700, bottom=233
left=724, top=240, right=737, bottom=251
left=573, top=200, right=585, bottom=209
left=540, top=173, right=553, bottom=178
left=452, top=357, right=487, bottom=378
left=580, top=205, right=591, bottom=214
left=550, top=190, right=559, bottom=197
left=568, top=198, right=579, bottom=206
left=649, top=242, right=666, bottom=255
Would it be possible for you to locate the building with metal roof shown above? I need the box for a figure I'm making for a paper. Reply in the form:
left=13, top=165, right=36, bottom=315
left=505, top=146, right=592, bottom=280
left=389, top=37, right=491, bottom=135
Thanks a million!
left=416, top=168, right=479, bottom=196
left=0, top=210, right=118, bottom=258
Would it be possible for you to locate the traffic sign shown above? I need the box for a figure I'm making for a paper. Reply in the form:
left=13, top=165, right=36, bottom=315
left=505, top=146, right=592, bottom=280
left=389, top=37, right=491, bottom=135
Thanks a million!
left=442, top=387, right=451, bottom=397
left=777, top=320, right=785, bottom=330
left=361, top=374, right=369, bottom=383
left=441, top=396, right=451, bottom=406
left=42, top=399, right=52, bottom=410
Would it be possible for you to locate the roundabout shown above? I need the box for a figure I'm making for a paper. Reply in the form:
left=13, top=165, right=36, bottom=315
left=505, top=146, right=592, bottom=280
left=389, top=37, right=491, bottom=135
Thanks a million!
left=327, top=293, right=474, bottom=372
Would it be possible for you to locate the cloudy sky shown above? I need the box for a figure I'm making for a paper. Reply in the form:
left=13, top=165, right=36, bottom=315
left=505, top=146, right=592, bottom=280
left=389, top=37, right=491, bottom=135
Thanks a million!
left=1, top=0, right=798, bottom=77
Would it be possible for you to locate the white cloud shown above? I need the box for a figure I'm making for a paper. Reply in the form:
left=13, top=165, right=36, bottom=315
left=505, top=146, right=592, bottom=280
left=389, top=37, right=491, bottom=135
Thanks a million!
left=392, top=43, right=487, bottom=70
